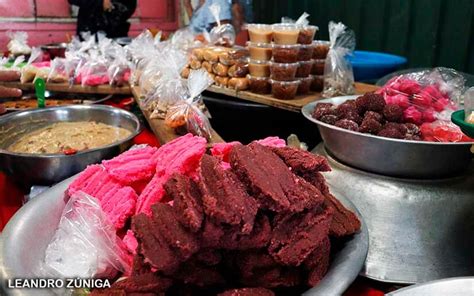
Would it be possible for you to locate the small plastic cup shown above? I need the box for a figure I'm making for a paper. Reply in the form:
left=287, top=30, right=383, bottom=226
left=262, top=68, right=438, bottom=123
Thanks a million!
left=296, top=60, right=313, bottom=78
left=269, top=61, right=299, bottom=81
left=298, top=25, right=318, bottom=44
left=310, top=74, right=324, bottom=92
left=298, top=44, right=314, bottom=61
left=248, top=59, right=270, bottom=77
left=272, top=44, right=300, bottom=63
left=247, top=24, right=273, bottom=43
left=247, top=42, right=273, bottom=61
left=272, top=23, right=301, bottom=45
left=270, top=79, right=300, bottom=100
left=311, top=59, right=325, bottom=75
left=297, top=76, right=312, bottom=95
left=312, top=40, right=330, bottom=59
left=248, top=75, right=271, bottom=94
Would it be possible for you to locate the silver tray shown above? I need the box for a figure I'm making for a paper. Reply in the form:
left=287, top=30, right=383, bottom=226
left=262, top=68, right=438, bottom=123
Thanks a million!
left=0, top=105, right=140, bottom=186
left=0, top=176, right=368, bottom=296
left=388, top=277, right=474, bottom=295
left=313, top=144, right=474, bottom=284
left=302, top=96, right=473, bottom=178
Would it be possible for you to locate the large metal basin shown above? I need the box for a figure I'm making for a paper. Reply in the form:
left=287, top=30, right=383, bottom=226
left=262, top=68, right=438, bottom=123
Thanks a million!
left=0, top=105, right=140, bottom=186
left=313, top=144, right=474, bottom=284
left=0, top=176, right=368, bottom=296
left=302, top=96, right=473, bottom=178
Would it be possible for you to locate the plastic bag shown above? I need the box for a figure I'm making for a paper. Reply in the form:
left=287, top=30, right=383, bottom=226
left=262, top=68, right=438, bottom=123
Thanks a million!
left=21, top=47, right=47, bottom=83
left=36, top=191, right=131, bottom=284
left=7, top=31, right=32, bottom=56
left=376, top=67, right=463, bottom=125
left=420, top=120, right=473, bottom=142
left=47, top=58, right=69, bottom=83
left=322, top=21, right=355, bottom=97
left=465, top=87, right=474, bottom=124
left=77, top=51, right=110, bottom=87
left=107, top=51, right=131, bottom=86
left=164, top=69, right=213, bottom=139
left=209, top=3, right=235, bottom=47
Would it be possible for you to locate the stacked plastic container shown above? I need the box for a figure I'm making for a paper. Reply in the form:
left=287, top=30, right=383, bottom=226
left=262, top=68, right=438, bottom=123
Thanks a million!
left=247, top=23, right=318, bottom=100
left=311, top=40, right=330, bottom=92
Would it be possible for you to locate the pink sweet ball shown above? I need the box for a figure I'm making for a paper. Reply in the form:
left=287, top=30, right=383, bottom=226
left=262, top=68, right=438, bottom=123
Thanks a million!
left=386, top=94, right=410, bottom=109
left=403, top=106, right=423, bottom=125
left=421, top=108, right=436, bottom=123
left=397, top=78, right=421, bottom=95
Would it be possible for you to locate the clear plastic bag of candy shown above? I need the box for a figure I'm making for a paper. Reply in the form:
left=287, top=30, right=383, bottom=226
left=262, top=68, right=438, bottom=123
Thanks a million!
left=209, top=3, right=235, bottom=47
left=35, top=191, right=131, bottom=295
left=164, top=69, right=214, bottom=139
left=21, top=47, right=49, bottom=83
left=108, top=54, right=131, bottom=86
left=7, top=31, right=32, bottom=56
left=376, top=67, right=464, bottom=126
left=77, top=51, right=110, bottom=87
left=47, top=58, right=69, bottom=83
left=322, top=21, right=355, bottom=97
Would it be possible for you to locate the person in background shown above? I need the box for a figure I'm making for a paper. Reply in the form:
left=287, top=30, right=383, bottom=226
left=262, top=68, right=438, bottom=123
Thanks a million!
left=231, top=0, right=253, bottom=33
left=184, top=0, right=232, bottom=32
left=68, top=0, right=137, bottom=38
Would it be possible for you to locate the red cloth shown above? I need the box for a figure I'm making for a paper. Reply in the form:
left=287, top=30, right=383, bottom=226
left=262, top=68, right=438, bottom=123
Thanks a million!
left=0, top=173, right=24, bottom=230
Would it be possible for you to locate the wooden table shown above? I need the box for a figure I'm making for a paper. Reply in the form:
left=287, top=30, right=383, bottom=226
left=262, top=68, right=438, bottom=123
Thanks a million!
left=0, top=81, right=132, bottom=95
left=206, top=83, right=379, bottom=112
left=131, top=86, right=224, bottom=144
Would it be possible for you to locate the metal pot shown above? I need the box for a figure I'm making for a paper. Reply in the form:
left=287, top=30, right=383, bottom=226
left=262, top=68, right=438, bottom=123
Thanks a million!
left=0, top=105, right=140, bottom=186
left=313, top=144, right=474, bottom=284
left=0, top=176, right=368, bottom=296
left=40, top=43, right=68, bottom=59
left=302, top=96, right=473, bottom=178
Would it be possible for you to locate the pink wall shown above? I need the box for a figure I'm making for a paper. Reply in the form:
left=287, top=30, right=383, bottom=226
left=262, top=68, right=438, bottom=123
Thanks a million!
left=0, top=0, right=180, bottom=51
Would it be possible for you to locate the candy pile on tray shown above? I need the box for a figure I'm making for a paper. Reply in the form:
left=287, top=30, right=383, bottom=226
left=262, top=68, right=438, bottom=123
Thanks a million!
left=40, top=134, right=361, bottom=295
left=312, top=68, right=474, bottom=142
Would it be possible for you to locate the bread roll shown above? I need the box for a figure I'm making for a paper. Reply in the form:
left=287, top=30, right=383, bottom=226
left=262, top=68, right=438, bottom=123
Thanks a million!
left=181, top=67, right=190, bottom=79
left=189, top=58, right=202, bottom=70
left=228, top=77, right=249, bottom=91
left=192, top=48, right=205, bottom=61
left=202, top=61, right=213, bottom=73
left=228, top=63, right=249, bottom=78
left=212, top=63, right=229, bottom=77
left=214, top=76, right=229, bottom=87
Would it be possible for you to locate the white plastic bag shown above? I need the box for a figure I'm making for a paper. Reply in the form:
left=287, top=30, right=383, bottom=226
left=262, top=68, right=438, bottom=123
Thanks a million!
left=322, top=21, right=356, bottom=97
left=36, top=191, right=131, bottom=281
left=164, top=69, right=214, bottom=139
left=7, top=31, right=32, bottom=56
left=209, top=3, right=235, bottom=47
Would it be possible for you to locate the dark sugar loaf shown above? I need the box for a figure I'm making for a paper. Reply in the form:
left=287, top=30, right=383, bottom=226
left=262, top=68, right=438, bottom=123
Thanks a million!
left=199, top=154, right=259, bottom=234
left=164, top=173, right=204, bottom=233
left=229, top=143, right=325, bottom=213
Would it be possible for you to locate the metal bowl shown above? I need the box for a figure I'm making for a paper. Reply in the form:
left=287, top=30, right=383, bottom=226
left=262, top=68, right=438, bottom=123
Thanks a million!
left=387, top=277, right=474, bottom=295
left=40, top=43, right=68, bottom=59
left=0, top=176, right=368, bottom=296
left=302, top=96, right=473, bottom=178
left=0, top=105, right=140, bottom=186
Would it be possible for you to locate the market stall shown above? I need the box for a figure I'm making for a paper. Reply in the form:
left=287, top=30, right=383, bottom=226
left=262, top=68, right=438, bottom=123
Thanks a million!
left=0, top=7, right=473, bottom=296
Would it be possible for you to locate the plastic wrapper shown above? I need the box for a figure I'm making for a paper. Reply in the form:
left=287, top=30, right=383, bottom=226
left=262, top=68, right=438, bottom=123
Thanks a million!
left=7, top=31, right=32, bottom=56
left=209, top=4, right=236, bottom=47
left=465, top=87, right=474, bottom=124
left=164, top=69, right=214, bottom=139
left=322, top=22, right=355, bottom=97
left=376, top=67, right=463, bottom=125
left=108, top=55, right=131, bottom=86
left=21, top=47, right=43, bottom=83
left=47, top=58, right=69, bottom=83
left=76, top=50, right=110, bottom=86
left=35, top=191, right=131, bottom=292
left=420, top=120, right=473, bottom=142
